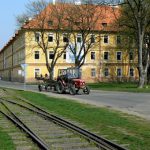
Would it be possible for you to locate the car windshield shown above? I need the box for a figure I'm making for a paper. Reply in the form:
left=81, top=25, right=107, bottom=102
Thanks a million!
left=59, top=69, right=67, bottom=76
left=67, top=69, right=79, bottom=78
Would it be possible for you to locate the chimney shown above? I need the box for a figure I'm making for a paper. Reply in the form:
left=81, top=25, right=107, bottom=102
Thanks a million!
left=75, top=0, right=81, bottom=5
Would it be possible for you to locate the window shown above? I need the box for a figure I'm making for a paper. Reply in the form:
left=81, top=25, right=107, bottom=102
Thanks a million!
left=77, top=34, right=82, bottom=43
left=104, top=68, right=109, bottom=77
left=116, top=35, right=121, bottom=44
left=49, top=51, right=54, bottom=59
left=117, top=68, right=122, bottom=77
left=63, top=34, right=69, bottom=43
left=104, top=35, right=109, bottom=43
left=34, top=51, right=39, bottom=59
left=129, top=51, right=133, bottom=60
left=102, top=23, right=107, bottom=27
left=91, top=68, right=96, bottom=77
left=34, top=69, right=40, bottom=77
left=104, top=52, right=109, bottom=60
left=48, top=20, right=53, bottom=26
left=35, top=33, right=40, bottom=42
left=130, top=68, right=134, bottom=77
left=75, top=21, right=81, bottom=26
left=48, top=34, right=53, bottom=42
left=116, top=52, right=122, bottom=60
left=63, top=52, right=66, bottom=59
left=91, top=34, right=95, bottom=43
left=79, top=69, right=82, bottom=78
left=91, top=52, right=95, bottom=60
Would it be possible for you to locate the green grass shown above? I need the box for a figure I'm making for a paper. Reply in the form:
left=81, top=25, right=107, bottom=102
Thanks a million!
left=88, top=82, right=150, bottom=93
left=16, top=90, right=150, bottom=150
left=0, top=129, right=15, bottom=150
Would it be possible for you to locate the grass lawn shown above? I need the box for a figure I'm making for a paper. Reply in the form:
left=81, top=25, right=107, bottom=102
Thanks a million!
left=0, top=129, right=15, bottom=150
left=14, top=90, right=150, bottom=150
left=88, top=82, right=150, bottom=93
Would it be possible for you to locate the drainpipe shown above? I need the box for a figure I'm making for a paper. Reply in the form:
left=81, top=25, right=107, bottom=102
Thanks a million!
left=12, top=44, right=14, bottom=81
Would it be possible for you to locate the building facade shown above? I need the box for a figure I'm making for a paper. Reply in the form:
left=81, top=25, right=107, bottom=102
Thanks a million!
left=0, top=4, right=139, bottom=83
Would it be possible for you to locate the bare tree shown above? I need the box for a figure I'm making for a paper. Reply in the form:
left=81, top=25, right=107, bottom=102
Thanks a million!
left=64, top=4, right=102, bottom=68
left=18, top=1, right=69, bottom=80
left=16, top=0, right=49, bottom=28
left=117, top=0, right=150, bottom=88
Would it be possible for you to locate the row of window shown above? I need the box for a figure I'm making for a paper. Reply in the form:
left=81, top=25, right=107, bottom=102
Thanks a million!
left=103, top=35, right=121, bottom=44
left=34, top=68, right=135, bottom=78
left=47, top=21, right=108, bottom=28
left=103, top=68, right=134, bottom=77
left=35, top=51, right=66, bottom=60
left=91, top=68, right=135, bottom=77
left=35, top=33, right=123, bottom=44
left=103, top=51, right=134, bottom=61
left=35, top=33, right=95, bottom=43
left=34, top=51, right=134, bottom=61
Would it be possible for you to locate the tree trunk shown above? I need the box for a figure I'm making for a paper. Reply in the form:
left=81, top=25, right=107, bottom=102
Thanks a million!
left=75, top=59, right=80, bottom=68
left=138, top=72, right=146, bottom=88
left=49, top=67, right=54, bottom=80
left=147, top=66, right=150, bottom=84
left=137, top=24, right=145, bottom=88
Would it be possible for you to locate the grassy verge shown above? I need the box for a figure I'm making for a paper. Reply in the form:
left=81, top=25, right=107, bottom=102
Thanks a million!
left=0, top=129, right=15, bottom=150
left=15, top=90, right=150, bottom=150
left=88, top=82, right=150, bottom=93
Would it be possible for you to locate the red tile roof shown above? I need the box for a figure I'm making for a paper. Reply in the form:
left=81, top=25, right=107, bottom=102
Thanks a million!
left=0, top=4, right=120, bottom=53
left=22, top=4, right=120, bottom=31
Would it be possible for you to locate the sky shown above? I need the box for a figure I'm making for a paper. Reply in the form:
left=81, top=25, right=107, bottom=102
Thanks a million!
left=0, top=0, right=29, bottom=49
left=0, top=0, right=120, bottom=49
left=0, top=0, right=52, bottom=49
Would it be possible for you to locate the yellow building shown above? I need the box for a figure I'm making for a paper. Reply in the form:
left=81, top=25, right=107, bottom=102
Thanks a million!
left=0, top=4, right=139, bottom=83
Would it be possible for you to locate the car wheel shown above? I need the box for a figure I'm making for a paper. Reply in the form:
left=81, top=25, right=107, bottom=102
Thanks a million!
left=69, top=85, right=76, bottom=95
left=45, top=85, right=48, bottom=91
left=56, top=81, right=64, bottom=94
left=76, top=88, right=80, bottom=94
left=83, top=86, right=90, bottom=94
left=38, top=85, right=42, bottom=92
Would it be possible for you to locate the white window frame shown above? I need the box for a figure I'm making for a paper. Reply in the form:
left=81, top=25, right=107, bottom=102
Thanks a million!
left=116, top=35, right=121, bottom=45
left=63, top=52, right=66, bottom=60
left=91, top=68, right=96, bottom=77
left=34, top=51, right=40, bottom=60
left=104, top=68, right=109, bottom=77
left=103, top=35, right=109, bottom=44
left=117, top=68, right=122, bottom=77
left=91, top=51, right=95, bottom=60
left=63, top=33, right=69, bottom=43
left=116, top=51, right=122, bottom=61
left=49, top=51, right=54, bottom=60
left=90, top=34, right=95, bottom=43
left=48, top=33, right=53, bottom=42
left=129, top=68, right=134, bottom=77
left=77, top=34, right=82, bottom=43
left=34, top=68, right=40, bottom=78
left=104, top=51, right=109, bottom=60
left=129, top=51, right=134, bottom=61
left=35, top=32, right=40, bottom=42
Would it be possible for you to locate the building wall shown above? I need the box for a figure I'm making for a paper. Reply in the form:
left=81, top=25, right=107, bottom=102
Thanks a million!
left=0, top=30, right=139, bottom=83
left=24, top=31, right=101, bottom=83
left=0, top=33, right=25, bottom=82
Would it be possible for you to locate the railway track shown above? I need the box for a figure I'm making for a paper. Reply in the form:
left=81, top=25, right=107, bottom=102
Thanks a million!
left=0, top=89, right=128, bottom=150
